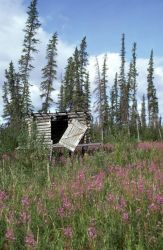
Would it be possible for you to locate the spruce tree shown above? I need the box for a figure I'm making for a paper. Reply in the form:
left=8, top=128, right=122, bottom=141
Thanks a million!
left=58, top=80, right=65, bottom=112
left=110, top=72, right=118, bottom=125
left=118, top=33, right=126, bottom=124
left=40, top=33, right=58, bottom=112
left=79, top=36, right=89, bottom=108
left=130, top=43, right=138, bottom=128
left=141, top=94, right=146, bottom=128
left=84, top=73, right=91, bottom=113
left=19, top=0, right=41, bottom=115
left=62, top=57, right=75, bottom=111
left=126, top=62, right=132, bottom=124
left=72, top=47, right=81, bottom=110
left=2, top=68, right=12, bottom=120
left=147, top=50, right=159, bottom=127
left=2, top=62, right=22, bottom=122
left=93, top=57, right=107, bottom=141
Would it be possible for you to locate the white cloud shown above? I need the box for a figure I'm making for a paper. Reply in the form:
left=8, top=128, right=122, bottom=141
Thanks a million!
left=88, top=54, right=163, bottom=117
left=0, top=0, right=163, bottom=125
left=0, top=0, right=74, bottom=122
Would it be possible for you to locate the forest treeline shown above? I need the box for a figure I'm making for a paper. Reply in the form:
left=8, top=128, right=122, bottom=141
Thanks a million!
left=0, top=0, right=162, bottom=148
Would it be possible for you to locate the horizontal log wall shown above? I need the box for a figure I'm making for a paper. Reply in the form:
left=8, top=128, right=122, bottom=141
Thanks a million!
left=26, top=112, right=91, bottom=145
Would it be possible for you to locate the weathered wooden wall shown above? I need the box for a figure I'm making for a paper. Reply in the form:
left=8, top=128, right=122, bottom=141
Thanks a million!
left=26, top=112, right=91, bottom=145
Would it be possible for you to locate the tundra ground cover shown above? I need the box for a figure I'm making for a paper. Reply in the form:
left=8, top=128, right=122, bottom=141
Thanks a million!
left=0, top=142, right=162, bottom=249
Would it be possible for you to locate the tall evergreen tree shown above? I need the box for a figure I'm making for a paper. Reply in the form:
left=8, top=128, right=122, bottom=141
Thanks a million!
left=2, top=78, right=10, bottom=119
left=118, top=33, right=126, bottom=124
left=101, top=54, right=109, bottom=130
left=62, top=57, right=75, bottom=111
left=93, top=56, right=109, bottom=140
left=126, top=62, right=132, bottom=124
left=79, top=36, right=89, bottom=108
left=72, top=47, right=81, bottom=110
left=2, top=62, right=22, bottom=122
left=141, top=94, right=146, bottom=128
left=59, top=37, right=89, bottom=112
left=40, top=33, right=58, bottom=112
left=110, top=72, right=119, bottom=125
left=19, top=0, right=41, bottom=115
left=58, top=80, right=65, bottom=112
left=84, top=73, right=91, bottom=113
left=130, top=43, right=138, bottom=128
left=147, top=50, right=159, bottom=127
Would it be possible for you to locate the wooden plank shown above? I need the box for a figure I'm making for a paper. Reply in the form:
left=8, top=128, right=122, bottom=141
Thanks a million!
left=37, top=132, right=51, bottom=135
left=37, top=134, right=51, bottom=138
left=37, top=127, right=51, bottom=131
left=59, top=119, right=88, bottom=152
left=37, top=126, right=51, bottom=129
left=36, top=120, right=51, bottom=124
left=37, top=136, right=51, bottom=139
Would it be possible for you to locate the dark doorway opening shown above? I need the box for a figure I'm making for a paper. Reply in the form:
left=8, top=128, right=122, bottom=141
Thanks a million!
left=51, top=115, right=68, bottom=144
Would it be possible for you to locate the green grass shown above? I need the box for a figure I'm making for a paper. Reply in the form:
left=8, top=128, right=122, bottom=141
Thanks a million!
left=0, top=142, right=162, bottom=249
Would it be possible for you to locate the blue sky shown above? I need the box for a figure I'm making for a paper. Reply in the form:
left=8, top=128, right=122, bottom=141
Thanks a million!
left=0, top=0, right=163, bottom=122
left=25, top=0, right=163, bottom=58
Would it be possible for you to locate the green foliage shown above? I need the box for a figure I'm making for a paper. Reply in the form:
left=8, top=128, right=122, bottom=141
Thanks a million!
left=0, top=124, right=21, bottom=154
left=2, top=62, right=22, bottom=122
left=118, top=33, right=126, bottom=124
left=147, top=50, right=159, bottom=128
left=40, top=33, right=58, bottom=112
left=141, top=95, right=146, bottom=128
left=110, top=72, right=119, bottom=125
left=19, top=0, right=41, bottom=114
left=0, top=142, right=162, bottom=249
left=59, top=37, right=90, bottom=112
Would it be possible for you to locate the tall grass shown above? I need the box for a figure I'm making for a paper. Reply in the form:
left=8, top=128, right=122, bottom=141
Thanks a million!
left=0, top=142, right=162, bottom=249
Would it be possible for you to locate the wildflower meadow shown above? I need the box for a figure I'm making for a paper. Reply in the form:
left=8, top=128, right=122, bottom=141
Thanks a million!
left=0, top=141, right=162, bottom=249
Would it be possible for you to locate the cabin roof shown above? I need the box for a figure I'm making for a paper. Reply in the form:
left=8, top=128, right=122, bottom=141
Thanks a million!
left=27, top=111, right=91, bottom=120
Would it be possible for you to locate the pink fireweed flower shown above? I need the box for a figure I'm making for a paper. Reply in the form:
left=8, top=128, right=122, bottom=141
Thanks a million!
left=25, top=233, right=37, bottom=248
left=0, top=191, right=8, bottom=202
left=87, top=227, right=97, bottom=239
left=20, top=211, right=30, bottom=224
left=77, top=170, right=86, bottom=181
left=137, top=178, right=145, bottom=193
left=122, top=212, right=129, bottom=221
left=58, top=207, right=65, bottom=217
left=149, top=203, right=158, bottom=212
left=155, top=194, right=163, bottom=205
left=22, top=196, right=30, bottom=207
left=107, top=193, right=115, bottom=203
left=119, top=197, right=126, bottom=208
left=149, top=162, right=157, bottom=173
left=5, top=229, right=15, bottom=241
left=137, top=142, right=153, bottom=150
left=62, top=196, right=72, bottom=210
left=63, top=226, right=73, bottom=238
left=88, top=171, right=105, bottom=191
left=114, top=204, right=122, bottom=212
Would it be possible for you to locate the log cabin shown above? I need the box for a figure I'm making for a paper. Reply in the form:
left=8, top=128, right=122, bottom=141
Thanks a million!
left=26, top=111, right=91, bottom=148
